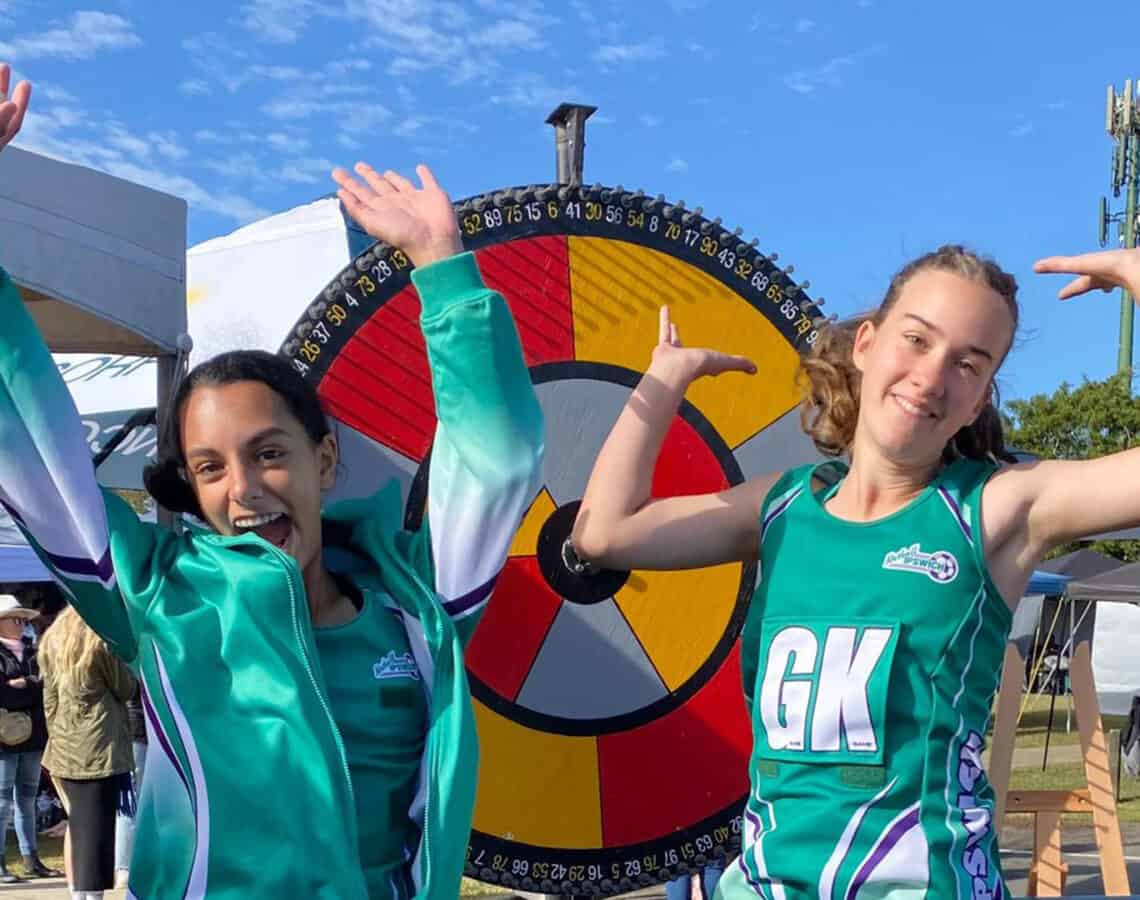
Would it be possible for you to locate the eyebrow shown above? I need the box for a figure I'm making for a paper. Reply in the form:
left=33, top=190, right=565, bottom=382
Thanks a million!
left=901, top=313, right=995, bottom=362
left=185, top=426, right=292, bottom=460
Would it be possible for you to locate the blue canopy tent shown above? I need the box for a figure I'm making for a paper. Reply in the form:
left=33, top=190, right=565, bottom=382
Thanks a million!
left=1026, top=569, right=1072, bottom=596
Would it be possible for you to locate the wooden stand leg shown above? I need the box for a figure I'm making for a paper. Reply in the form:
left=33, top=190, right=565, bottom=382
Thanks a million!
left=990, top=643, right=1024, bottom=833
left=1031, top=811, right=1066, bottom=896
left=1069, top=638, right=1131, bottom=895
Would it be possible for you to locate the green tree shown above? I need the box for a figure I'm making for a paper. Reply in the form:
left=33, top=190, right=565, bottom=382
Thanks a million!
left=1003, top=371, right=1140, bottom=560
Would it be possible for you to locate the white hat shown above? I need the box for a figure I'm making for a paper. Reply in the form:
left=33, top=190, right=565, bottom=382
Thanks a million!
left=0, top=595, right=37, bottom=620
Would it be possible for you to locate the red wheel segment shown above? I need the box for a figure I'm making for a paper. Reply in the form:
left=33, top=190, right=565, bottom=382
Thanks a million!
left=653, top=414, right=731, bottom=499
left=597, top=644, right=751, bottom=846
left=466, top=556, right=564, bottom=702
left=475, top=236, right=575, bottom=365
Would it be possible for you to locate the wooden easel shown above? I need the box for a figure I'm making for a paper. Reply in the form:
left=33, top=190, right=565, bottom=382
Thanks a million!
left=988, top=629, right=1130, bottom=896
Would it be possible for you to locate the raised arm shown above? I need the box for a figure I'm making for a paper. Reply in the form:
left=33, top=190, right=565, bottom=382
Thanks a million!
left=571, top=307, right=778, bottom=571
left=333, top=163, right=544, bottom=642
left=0, top=65, right=161, bottom=659
left=981, top=248, right=1140, bottom=600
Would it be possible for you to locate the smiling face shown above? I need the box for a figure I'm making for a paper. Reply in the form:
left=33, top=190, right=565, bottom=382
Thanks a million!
left=851, top=268, right=1015, bottom=467
left=180, top=380, right=337, bottom=575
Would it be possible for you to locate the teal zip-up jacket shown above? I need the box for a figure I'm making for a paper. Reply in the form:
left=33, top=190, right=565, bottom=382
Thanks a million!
left=0, top=252, right=545, bottom=899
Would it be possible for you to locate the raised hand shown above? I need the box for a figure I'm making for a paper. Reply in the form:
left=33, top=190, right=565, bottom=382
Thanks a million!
left=650, top=306, right=757, bottom=387
left=1034, top=247, right=1140, bottom=302
left=331, top=162, right=462, bottom=268
left=0, top=63, right=31, bottom=153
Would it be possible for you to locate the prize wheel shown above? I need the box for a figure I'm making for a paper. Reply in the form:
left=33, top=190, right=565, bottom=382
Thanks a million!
left=281, top=183, right=824, bottom=896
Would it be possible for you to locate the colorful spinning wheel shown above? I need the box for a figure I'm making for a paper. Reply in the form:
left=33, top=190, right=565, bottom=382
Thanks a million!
left=281, top=184, right=824, bottom=896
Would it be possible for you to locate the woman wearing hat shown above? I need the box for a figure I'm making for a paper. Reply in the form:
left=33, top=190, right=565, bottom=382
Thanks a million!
left=0, top=593, right=60, bottom=882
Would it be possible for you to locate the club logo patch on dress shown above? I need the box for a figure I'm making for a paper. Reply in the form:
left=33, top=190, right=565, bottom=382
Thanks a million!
left=882, top=543, right=959, bottom=583
left=372, top=651, right=420, bottom=681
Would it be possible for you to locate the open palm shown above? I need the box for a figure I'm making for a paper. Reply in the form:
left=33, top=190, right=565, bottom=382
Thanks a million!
left=0, top=64, right=31, bottom=153
left=331, top=163, right=461, bottom=268
left=651, top=306, right=757, bottom=384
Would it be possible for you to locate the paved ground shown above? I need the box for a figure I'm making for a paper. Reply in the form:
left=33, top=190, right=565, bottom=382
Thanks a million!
left=0, top=879, right=122, bottom=897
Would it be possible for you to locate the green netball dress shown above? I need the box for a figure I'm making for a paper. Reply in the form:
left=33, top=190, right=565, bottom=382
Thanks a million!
left=718, top=458, right=1012, bottom=900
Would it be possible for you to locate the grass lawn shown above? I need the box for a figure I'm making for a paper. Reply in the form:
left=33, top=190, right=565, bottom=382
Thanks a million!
left=999, top=692, right=1140, bottom=824
left=1007, top=763, right=1140, bottom=822
left=4, top=831, right=62, bottom=871
left=1000, top=692, right=1128, bottom=750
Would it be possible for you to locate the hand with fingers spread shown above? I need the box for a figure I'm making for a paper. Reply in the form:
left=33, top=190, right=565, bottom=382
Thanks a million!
left=649, top=306, right=757, bottom=389
left=0, top=63, right=32, bottom=154
left=331, top=162, right=462, bottom=268
left=1034, top=247, right=1140, bottom=303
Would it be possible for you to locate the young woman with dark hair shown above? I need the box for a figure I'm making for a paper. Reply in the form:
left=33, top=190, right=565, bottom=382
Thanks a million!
left=0, top=65, right=544, bottom=899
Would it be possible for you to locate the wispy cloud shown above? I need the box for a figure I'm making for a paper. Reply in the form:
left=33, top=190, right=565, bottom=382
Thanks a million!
left=246, top=64, right=306, bottom=81
left=1010, top=119, right=1034, bottom=138
left=267, top=132, right=309, bottom=153
left=261, top=81, right=391, bottom=133
left=795, top=18, right=815, bottom=33
left=239, top=0, right=336, bottom=44
left=342, top=0, right=559, bottom=85
left=1045, top=100, right=1067, bottom=111
left=182, top=34, right=250, bottom=93
left=594, top=38, right=665, bottom=66
left=150, top=131, right=189, bottom=161
left=113, top=161, right=270, bottom=223
left=387, top=57, right=432, bottom=76
left=490, top=72, right=578, bottom=109
left=0, top=11, right=141, bottom=60
left=180, top=79, right=212, bottom=96
left=640, top=114, right=662, bottom=128
left=469, top=19, right=546, bottom=49
left=18, top=106, right=265, bottom=223
left=568, top=0, right=595, bottom=25
left=278, top=157, right=336, bottom=184
left=666, top=157, right=688, bottom=173
left=784, top=44, right=884, bottom=95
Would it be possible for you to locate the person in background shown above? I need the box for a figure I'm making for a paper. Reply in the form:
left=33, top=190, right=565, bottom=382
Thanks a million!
left=112, top=685, right=146, bottom=889
left=666, top=863, right=724, bottom=900
left=40, top=607, right=136, bottom=900
left=0, top=594, right=60, bottom=882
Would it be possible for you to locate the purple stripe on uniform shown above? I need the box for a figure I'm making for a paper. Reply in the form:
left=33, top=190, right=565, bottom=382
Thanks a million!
left=141, top=683, right=191, bottom=796
left=42, top=545, right=114, bottom=584
left=735, top=807, right=770, bottom=898
left=0, top=499, right=114, bottom=584
left=0, top=499, right=24, bottom=525
left=442, top=575, right=497, bottom=617
left=761, top=486, right=803, bottom=541
left=844, top=806, right=920, bottom=900
left=735, top=855, right=768, bottom=899
left=937, top=487, right=972, bottom=543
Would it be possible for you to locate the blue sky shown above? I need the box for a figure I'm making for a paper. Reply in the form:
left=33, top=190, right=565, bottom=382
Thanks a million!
left=2, top=0, right=1137, bottom=404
